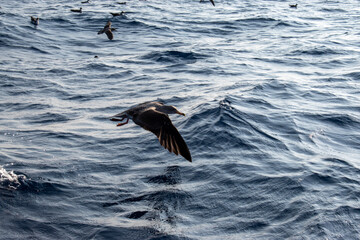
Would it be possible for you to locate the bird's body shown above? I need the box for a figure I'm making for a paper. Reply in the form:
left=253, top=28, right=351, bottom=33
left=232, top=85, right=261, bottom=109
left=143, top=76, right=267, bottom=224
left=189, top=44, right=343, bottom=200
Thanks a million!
left=30, top=16, right=39, bottom=25
left=81, top=0, right=90, bottom=3
left=110, top=11, right=125, bottom=17
left=289, top=3, right=298, bottom=8
left=110, top=101, right=192, bottom=162
left=70, top=7, right=82, bottom=13
left=98, top=21, right=115, bottom=40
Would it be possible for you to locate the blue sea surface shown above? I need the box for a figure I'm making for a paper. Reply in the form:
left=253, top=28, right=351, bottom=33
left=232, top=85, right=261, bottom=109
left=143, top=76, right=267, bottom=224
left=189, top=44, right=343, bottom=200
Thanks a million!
left=1, top=0, right=360, bottom=239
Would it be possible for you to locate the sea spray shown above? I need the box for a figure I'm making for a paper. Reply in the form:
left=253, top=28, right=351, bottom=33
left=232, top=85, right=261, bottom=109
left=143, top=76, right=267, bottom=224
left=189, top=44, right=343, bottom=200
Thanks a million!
left=0, top=166, right=27, bottom=190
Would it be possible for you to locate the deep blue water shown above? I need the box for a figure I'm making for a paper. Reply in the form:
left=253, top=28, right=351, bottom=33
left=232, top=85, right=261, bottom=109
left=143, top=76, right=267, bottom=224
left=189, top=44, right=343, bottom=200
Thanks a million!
left=1, top=0, right=360, bottom=239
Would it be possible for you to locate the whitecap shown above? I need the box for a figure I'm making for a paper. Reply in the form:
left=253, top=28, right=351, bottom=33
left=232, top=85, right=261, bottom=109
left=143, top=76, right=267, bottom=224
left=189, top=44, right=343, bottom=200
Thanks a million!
left=0, top=165, right=27, bottom=190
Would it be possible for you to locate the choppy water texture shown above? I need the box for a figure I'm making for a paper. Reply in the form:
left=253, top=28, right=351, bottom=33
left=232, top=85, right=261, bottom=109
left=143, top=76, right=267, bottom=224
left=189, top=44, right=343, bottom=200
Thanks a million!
left=1, top=0, right=360, bottom=239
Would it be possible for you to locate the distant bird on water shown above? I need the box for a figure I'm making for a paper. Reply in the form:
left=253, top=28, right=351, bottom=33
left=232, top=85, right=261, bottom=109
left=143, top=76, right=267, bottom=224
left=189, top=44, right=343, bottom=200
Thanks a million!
left=98, top=21, right=116, bottom=40
left=30, top=16, right=39, bottom=25
left=70, top=7, right=82, bottom=13
left=81, top=0, right=90, bottom=3
left=110, top=11, right=125, bottom=17
left=289, top=3, right=298, bottom=8
left=200, top=0, right=215, bottom=6
left=110, top=101, right=192, bottom=162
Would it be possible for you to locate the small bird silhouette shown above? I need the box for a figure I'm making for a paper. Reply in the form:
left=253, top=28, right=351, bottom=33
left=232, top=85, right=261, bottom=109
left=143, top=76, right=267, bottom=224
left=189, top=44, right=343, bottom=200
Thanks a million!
left=70, top=7, right=82, bottom=13
left=98, top=21, right=116, bottom=40
left=30, top=16, right=39, bottom=25
left=110, top=11, right=125, bottom=17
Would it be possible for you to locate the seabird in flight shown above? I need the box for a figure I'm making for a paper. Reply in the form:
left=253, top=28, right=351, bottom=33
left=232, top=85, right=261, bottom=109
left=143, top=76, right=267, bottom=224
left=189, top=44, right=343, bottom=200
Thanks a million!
left=98, top=21, right=115, bottom=40
left=110, top=101, right=192, bottom=162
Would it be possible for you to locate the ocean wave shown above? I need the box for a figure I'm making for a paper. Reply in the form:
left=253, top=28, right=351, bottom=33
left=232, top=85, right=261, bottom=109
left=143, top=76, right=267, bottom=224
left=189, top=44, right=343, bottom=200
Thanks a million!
left=141, top=50, right=207, bottom=64
left=289, top=46, right=342, bottom=56
left=89, top=225, right=188, bottom=240
left=320, top=8, right=347, bottom=13
left=184, top=97, right=289, bottom=154
left=0, top=166, right=27, bottom=190
left=147, top=165, right=181, bottom=185
left=0, top=166, right=62, bottom=194
left=27, top=112, right=72, bottom=124
left=48, top=68, right=76, bottom=76
left=0, top=102, right=51, bottom=112
left=344, top=71, right=360, bottom=80
left=303, top=113, right=360, bottom=129
left=302, top=171, right=338, bottom=185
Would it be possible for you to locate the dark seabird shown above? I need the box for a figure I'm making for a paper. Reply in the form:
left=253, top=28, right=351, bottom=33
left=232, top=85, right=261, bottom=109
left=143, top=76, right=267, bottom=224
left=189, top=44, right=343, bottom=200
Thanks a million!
left=70, top=7, right=82, bottom=13
left=117, top=2, right=127, bottom=4
left=110, top=11, right=125, bottom=17
left=98, top=21, right=115, bottom=40
left=110, top=101, right=192, bottom=162
left=200, top=0, right=215, bottom=6
left=289, top=4, right=298, bottom=8
left=30, top=16, right=39, bottom=25
left=81, top=0, right=90, bottom=3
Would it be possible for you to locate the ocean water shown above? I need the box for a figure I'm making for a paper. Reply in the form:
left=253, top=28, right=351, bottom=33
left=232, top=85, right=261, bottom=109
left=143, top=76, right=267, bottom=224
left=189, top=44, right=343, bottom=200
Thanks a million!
left=1, top=0, right=360, bottom=239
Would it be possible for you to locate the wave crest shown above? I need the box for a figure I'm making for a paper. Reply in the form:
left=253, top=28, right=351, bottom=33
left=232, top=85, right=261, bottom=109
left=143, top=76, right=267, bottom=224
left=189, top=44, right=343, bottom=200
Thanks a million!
left=0, top=166, right=27, bottom=190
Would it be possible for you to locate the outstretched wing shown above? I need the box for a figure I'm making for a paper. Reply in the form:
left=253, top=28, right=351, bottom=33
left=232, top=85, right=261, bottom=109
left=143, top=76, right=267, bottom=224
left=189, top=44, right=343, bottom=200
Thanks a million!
left=98, top=21, right=112, bottom=35
left=210, top=0, right=215, bottom=6
left=105, top=29, right=113, bottom=40
left=134, top=109, right=192, bottom=162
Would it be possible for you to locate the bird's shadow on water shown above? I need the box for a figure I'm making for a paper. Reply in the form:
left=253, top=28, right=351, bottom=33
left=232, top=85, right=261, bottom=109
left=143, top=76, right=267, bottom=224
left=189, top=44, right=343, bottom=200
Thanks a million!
left=103, top=165, right=192, bottom=227
left=147, top=165, right=182, bottom=185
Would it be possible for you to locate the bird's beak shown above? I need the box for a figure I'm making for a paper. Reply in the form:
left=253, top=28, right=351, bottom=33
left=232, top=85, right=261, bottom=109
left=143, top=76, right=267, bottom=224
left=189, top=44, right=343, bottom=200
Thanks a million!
left=177, top=111, right=185, bottom=116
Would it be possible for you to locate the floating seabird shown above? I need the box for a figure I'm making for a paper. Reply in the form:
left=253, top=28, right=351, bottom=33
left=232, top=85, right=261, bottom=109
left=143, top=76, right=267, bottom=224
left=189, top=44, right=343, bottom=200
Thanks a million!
left=30, top=16, right=39, bottom=25
left=200, top=0, right=215, bottom=6
left=98, top=21, right=115, bottom=40
left=70, top=7, right=82, bottom=13
left=81, top=0, right=90, bottom=3
left=289, top=3, right=298, bottom=8
left=117, top=2, right=127, bottom=4
left=110, top=101, right=192, bottom=162
left=110, top=11, right=125, bottom=17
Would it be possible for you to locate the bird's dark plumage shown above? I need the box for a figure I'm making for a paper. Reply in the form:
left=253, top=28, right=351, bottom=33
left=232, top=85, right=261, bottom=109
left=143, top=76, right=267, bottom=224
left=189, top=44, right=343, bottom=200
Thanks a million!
left=30, top=16, right=39, bottom=25
left=98, top=21, right=114, bottom=40
left=110, top=11, right=125, bottom=17
left=70, top=7, right=82, bottom=13
left=110, top=101, right=192, bottom=162
left=200, top=0, right=215, bottom=6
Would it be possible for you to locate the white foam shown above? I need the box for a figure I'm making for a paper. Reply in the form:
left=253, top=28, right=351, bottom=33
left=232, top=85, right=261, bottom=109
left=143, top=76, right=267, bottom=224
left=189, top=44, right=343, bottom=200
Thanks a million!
left=0, top=166, right=27, bottom=190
